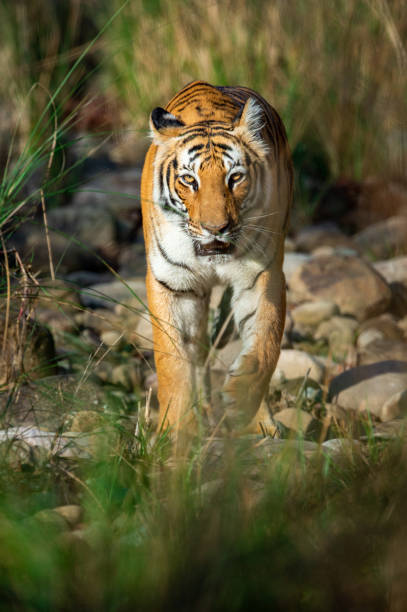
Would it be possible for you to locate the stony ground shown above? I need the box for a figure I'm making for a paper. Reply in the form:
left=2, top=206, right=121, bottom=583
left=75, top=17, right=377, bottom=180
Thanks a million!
left=1, top=145, right=407, bottom=469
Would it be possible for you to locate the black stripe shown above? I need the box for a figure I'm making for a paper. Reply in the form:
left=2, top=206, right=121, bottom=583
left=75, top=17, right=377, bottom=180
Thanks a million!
left=158, top=160, right=164, bottom=194
left=155, top=277, right=198, bottom=297
left=188, top=144, right=204, bottom=154
left=180, top=131, right=207, bottom=145
left=189, top=152, right=204, bottom=163
left=169, top=85, right=213, bottom=109
left=165, top=160, right=171, bottom=190
left=213, top=142, right=233, bottom=152
left=246, top=268, right=265, bottom=291
left=152, top=223, right=193, bottom=272
left=238, top=310, right=256, bottom=333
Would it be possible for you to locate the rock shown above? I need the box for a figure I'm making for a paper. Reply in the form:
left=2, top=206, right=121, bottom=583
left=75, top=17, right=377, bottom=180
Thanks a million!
left=381, top=390, right=407, bottom=421
left=273, top=349, right=325, bottom=383
left=135, top=314, right=154, bottom=349
left=399, top=316, right=407, bottom=336
left=388, top=282, right=407, bottom=317
left=291, top=300, right=339, bottom=329
left=53, top=505, right=83, bottom=528
left=23, top=204, right=116, bottom=274
left=313, top=178, right=407, bottom=231
left=357, top=339, right=407, bottom=366
left=328, top=360, right=407, bottom=421
left=315, top=316, right=358, bottom=358
left=0, top=313, right=57, bottom=385
left=0, top=427, right=92, bottom=458
left=322, top=438, right=361, bottom=454
left=369, top=418, right=407, bottom=439
left=0, top=375, right=103, bottom=430
left=0, top=439, right=47, bottom=470
left=294, top=223, right=357, bottom=253
left=358, top=314, right=403, bottom=342
left=34, top=278, right=83, bottom=335
left=353, top=215, right=407, bottom=259
left=33, top=509, right=70, bottom=532
left=117, top=242, right=147, bottom=277
left=283, top=253, right=311, bottom=285
left=111, top=362, right=142, bottom=390
left=100, top=330, right=125, bottom=347
left=290, top=254, right=391, bottom=321
left=273, top=408, right=314, bottom=434
left=81, top=277, right=147, bottom=310
left=357, top=329, right=384, bottom=349
left=374, top=256, right=407, bottom=287
left=70, top=411, right=104, bottom=433
left=65, top=270, right=113, bottom=288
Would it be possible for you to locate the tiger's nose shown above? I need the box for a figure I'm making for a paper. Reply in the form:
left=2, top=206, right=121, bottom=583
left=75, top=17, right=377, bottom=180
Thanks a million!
left=201, top=220, right=231, bottom=235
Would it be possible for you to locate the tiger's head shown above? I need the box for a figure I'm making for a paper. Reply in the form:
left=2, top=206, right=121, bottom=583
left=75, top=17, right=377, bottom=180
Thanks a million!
left=149, top=99, right=269, bottom=256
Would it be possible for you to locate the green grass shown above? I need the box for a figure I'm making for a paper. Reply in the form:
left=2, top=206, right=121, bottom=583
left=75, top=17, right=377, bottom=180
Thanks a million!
left=0, top=416, right=405, bottom=610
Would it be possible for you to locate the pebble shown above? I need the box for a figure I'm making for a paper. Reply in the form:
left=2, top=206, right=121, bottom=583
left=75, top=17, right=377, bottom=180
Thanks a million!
left=273, top=349, right=325, bottom=383
left=291, top=300, right=339, bottom=328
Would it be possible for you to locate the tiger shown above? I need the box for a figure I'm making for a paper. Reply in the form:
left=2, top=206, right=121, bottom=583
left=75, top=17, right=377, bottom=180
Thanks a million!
left=140, top=80, right=293, bottom=435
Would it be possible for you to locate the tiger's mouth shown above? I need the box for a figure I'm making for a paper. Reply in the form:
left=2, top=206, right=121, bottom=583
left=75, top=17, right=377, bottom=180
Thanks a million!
left=194, top=239, right=235, bottom=256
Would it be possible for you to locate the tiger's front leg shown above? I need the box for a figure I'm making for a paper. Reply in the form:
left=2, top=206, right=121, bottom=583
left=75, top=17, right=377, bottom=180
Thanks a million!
left=146, top=268, right=210, bottom=434
left=222, top=266, right=286, bottom=430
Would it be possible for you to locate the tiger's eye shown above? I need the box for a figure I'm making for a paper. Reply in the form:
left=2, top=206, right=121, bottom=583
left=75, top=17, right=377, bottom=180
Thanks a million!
left=228, top=172, right=243, bottom=189
left=180, top=174, right=198, bottom=190
left=183, top=174, right=195, bottom=183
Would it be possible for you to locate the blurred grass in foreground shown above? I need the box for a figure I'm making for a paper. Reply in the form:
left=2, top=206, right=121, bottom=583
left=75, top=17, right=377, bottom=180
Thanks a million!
left=0, top=422, right=406, bottom=610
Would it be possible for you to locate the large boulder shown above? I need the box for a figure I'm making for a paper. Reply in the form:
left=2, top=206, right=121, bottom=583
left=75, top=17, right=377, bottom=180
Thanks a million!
left=353, top=216, right=407, bottom=260
left=289, top=254, right=391, bottom=321
left=328, top=361, right=407, bottom=421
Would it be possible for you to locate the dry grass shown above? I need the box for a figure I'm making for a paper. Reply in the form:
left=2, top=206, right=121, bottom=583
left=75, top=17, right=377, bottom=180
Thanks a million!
left=100, top=0, right=407, bottom=178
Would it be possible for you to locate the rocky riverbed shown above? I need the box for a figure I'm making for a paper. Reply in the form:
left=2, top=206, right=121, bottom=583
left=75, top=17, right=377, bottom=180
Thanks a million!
left=1, top=146, right=407, bottom=465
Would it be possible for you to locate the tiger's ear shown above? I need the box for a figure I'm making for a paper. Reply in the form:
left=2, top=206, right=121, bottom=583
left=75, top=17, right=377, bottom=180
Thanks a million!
left=233, top=98, right=267, bottom=154
left=150, top=107, right=185, bottom=143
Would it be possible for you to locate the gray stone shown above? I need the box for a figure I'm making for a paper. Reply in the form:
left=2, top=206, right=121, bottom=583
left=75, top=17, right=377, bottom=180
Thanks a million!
left=0, top=313, right=57, bottom=385
left=70, top=411, right=104, bottom=433
left=291, top=300, right=339, bottom=328
left=374, top=256, right=407, bottom=287
left=273, top=408, right=313, bottom=434
left=111, top=362, right=142, bottom=390
left=328, top=360, right=407, bottom=420
left=24, top=204, right=116, bottom=274
left=283, top=253, right=311, bottom=285
left=381, top=390, right=407, bottom=421
left=358, top=314, right=403, bottom=342
left=290, top=254, right=391, bottom=321
left=273, top=349, right=325, bottom=383
left=315, top=316, right=358, bottom=357
left=0, top=427, right=91, bottom=458
left=53, top=505, right=83, bottom=528
left=354, top=215, right=407, bottom=259
left=81, top=277, right=147, bottom=309
left=322, top=438, right=361, bottom=454
left=294, top=223, right=357, bottom=253
left=357, top=339, right=407, bottom=366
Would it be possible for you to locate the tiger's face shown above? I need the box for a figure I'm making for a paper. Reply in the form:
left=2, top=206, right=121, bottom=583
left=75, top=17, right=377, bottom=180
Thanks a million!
left=150, top=99, right=269, bottom=257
